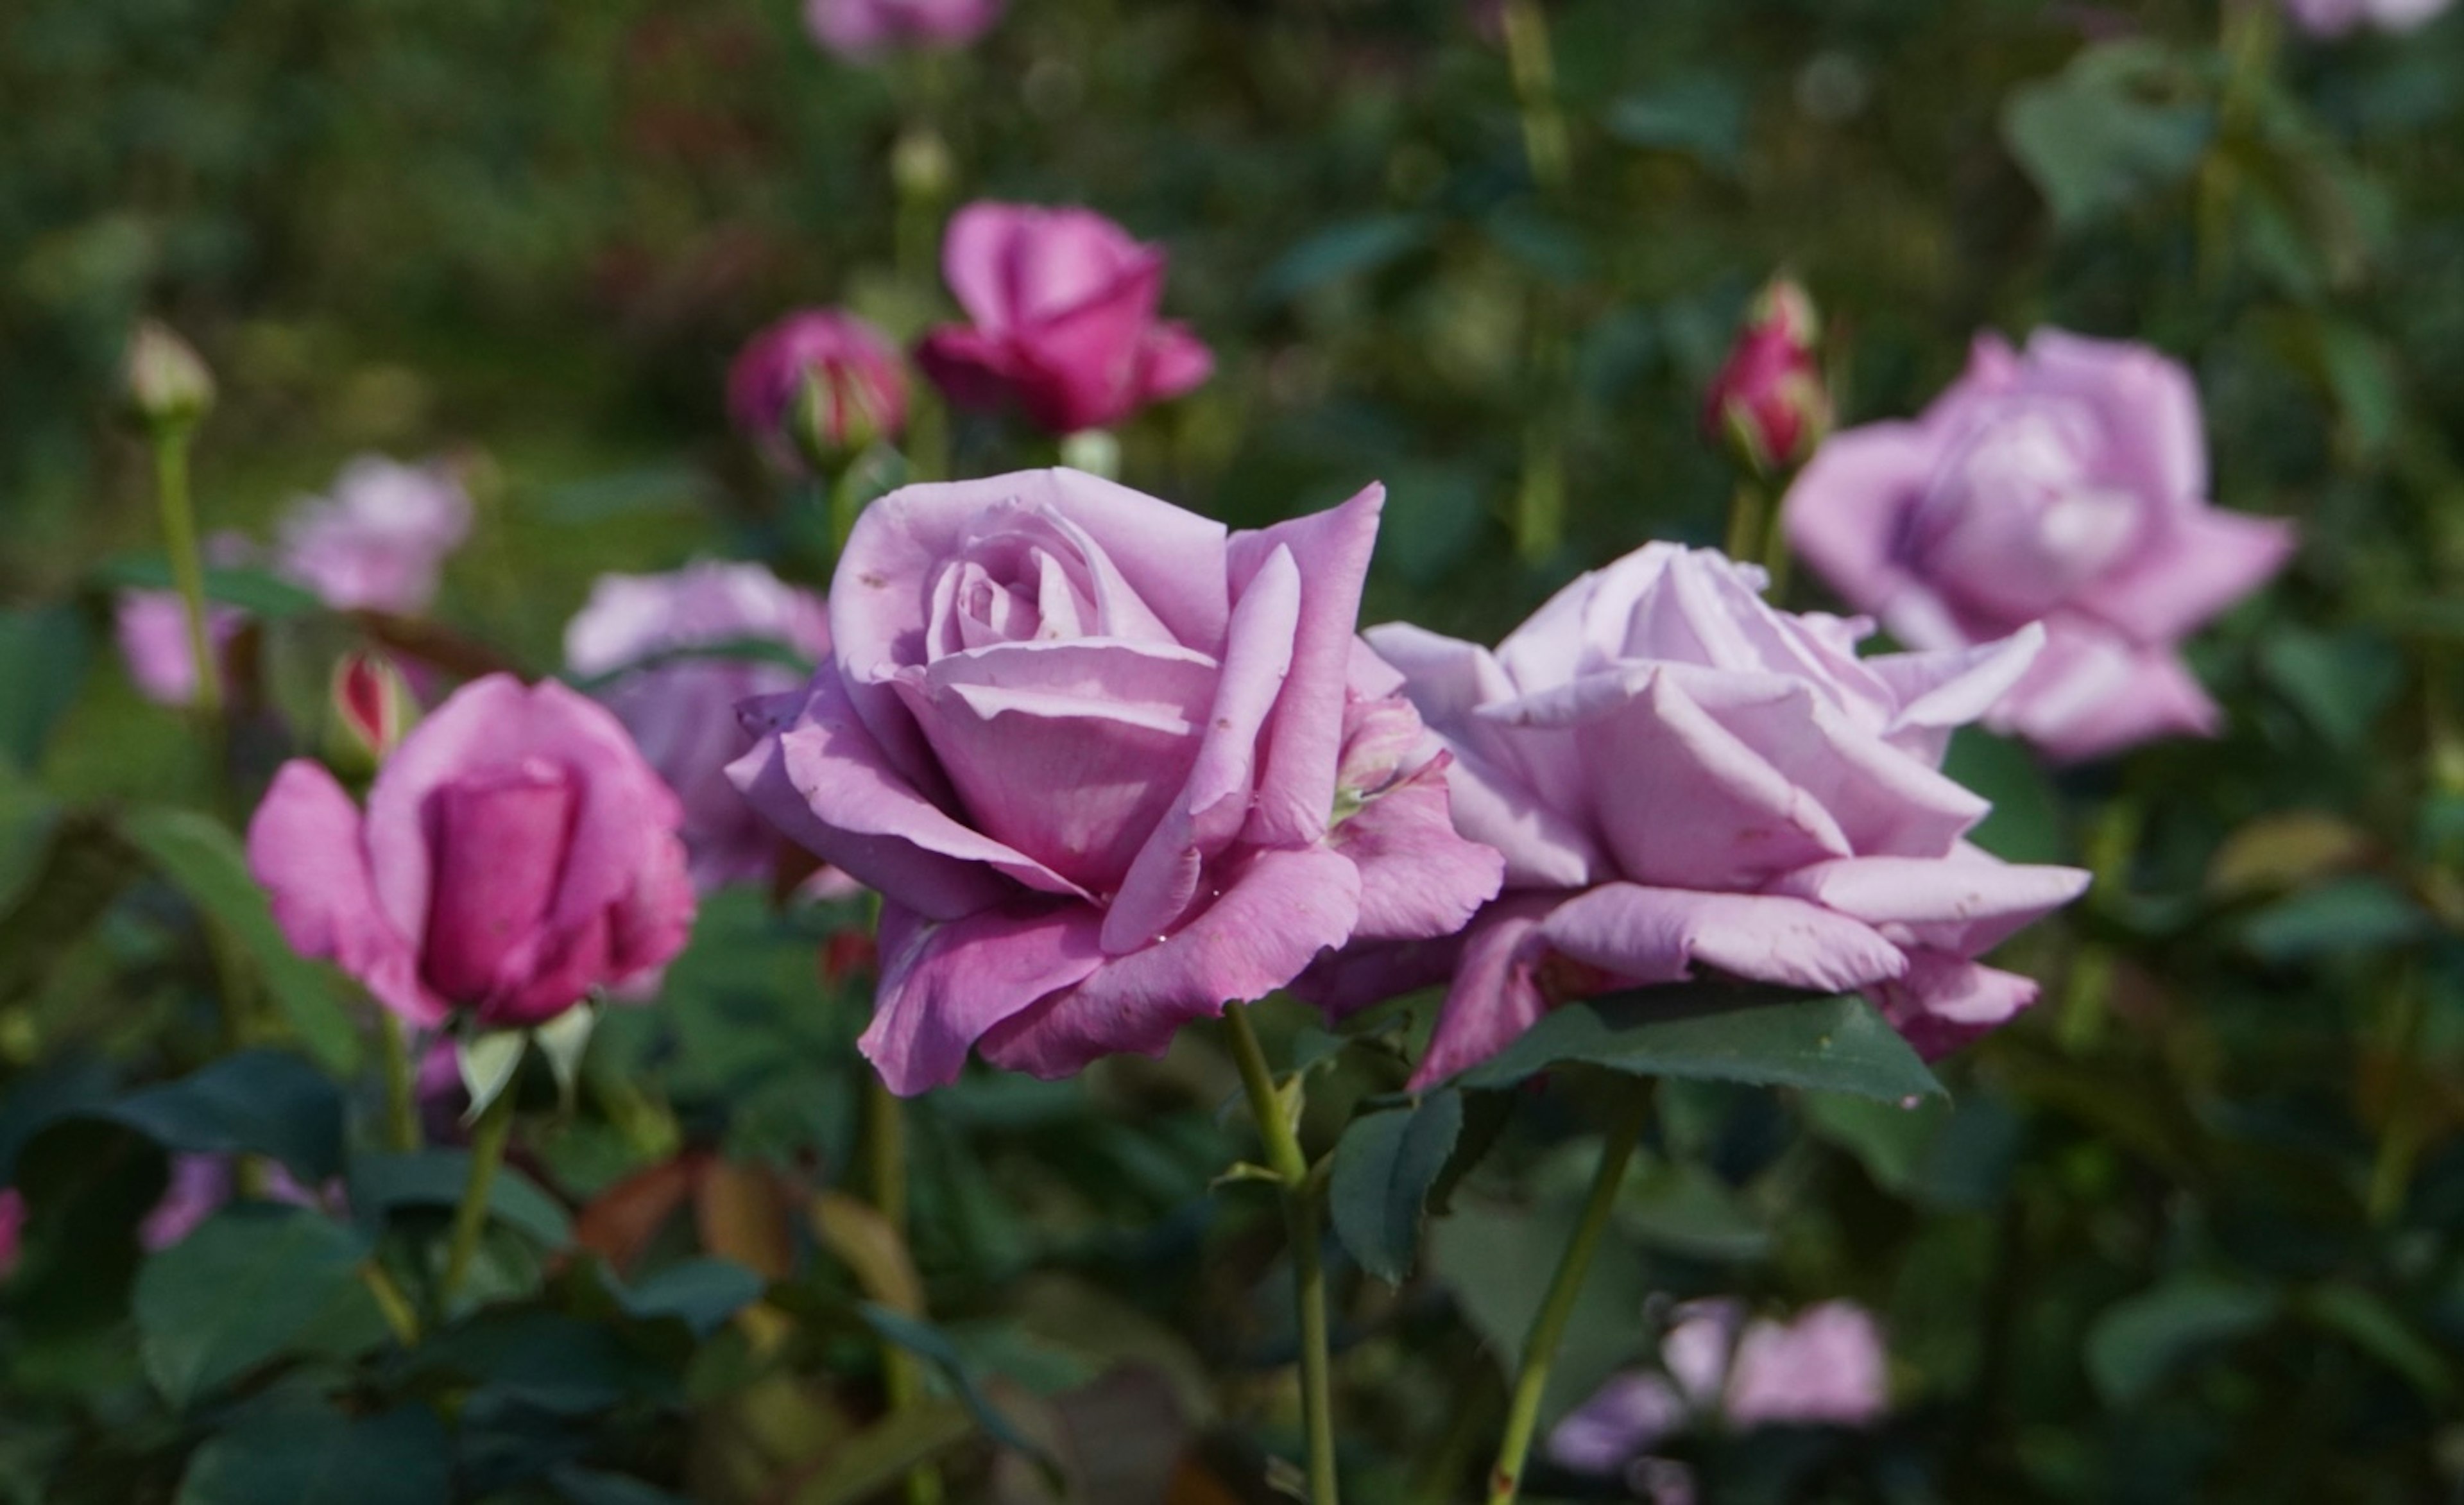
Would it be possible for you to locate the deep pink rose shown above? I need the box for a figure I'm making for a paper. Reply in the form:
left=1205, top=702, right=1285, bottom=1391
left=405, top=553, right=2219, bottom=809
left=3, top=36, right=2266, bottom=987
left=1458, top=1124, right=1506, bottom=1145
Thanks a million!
left=1550, top=1300, right=1888, bottom=1484
left=916, top=204, right=1214, bottom=436
left=248, top=674, right=697, bottom=1030
left=1322, top=544, right=2087, bottom=1086
left=1704, top=278, right=1831, bottom=476
left=805, top=0, right=1002, bottom=56
left=728, top=469, right=1502, bottom=1095
left=1784, top=330, right=2296, bottom=762
left=727, top=310, right=909, bottom=472
left=567, top=562, right=833, bottom=891
left=277, top=456, right=473, bottom=616
left=2282, top=0, right=2451, bottom=33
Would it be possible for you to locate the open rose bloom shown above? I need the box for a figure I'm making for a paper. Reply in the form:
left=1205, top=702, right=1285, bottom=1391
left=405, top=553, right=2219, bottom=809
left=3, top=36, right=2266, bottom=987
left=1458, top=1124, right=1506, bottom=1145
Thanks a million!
left=916, top=204, right=1213, bottom=436
left=805, top=0, right=1002, bottom=57
left=729, top=468, right=1502, bottom=1094
left=1784, top=330, right=2296, bottom=763
left=1319, top=544, right=2088, bottom=1085
left=249, top=675, right=697, bottom=1031
left=277, top=456, right=474, bottom=616
left=567, top=562, right=834, bottom=891
left=2282, top=0, right=2452, bottom=34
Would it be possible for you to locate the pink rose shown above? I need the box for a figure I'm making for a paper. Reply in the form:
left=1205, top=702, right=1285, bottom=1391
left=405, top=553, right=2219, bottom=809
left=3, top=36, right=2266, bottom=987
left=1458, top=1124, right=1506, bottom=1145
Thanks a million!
left=566, top=562, right=834, bottom=891
left=248, top=674, right=697, bottom=1030
left=2282, top=0, right=2451, bottom=33
left=1551, top=1300, right=1888, bottom=1481
left=1326, top=544, right=2087, bottom=1085
left=0, top=1188, right=22, bottom=1279
left=1784, top=330, right=2296, bottom=762
left=138, top=1155, right=334, bottom=1251
left=114, top=530, right=255, bottom=708
left=276, top=456, right=473, bottom=616
left=1704, top=277, right=1831, bottom=476
left=805, top=0, right=1002, bottom=57
left=916, top=204, right=1214, bottom=436
left=728, top=469, right=1502, bottom=1095
left=727, top=309, right=909, bottom=472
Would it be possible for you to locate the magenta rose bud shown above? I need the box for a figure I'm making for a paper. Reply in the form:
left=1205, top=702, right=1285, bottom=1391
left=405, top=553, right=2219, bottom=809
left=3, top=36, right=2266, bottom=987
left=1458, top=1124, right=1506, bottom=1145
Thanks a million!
left=566, top=562, right=833, bottom=891
left=1330, top=543, right=2087, bottom=1085
left=728, top=469, right=1502, bottom=1095
left=247, top=674, right=697, bottom=1031
left=915, top=204, right=1214, bottom=438
left=1784, top=330, right=2297, bottom=764
left=277, top=456, right=473, bottom=616
left=805, top=0, right=1002, bottom=57
left=329, top=651, right=420, bottom=770
left=728, top=310, right=909, bottom=474
left=2282, top=0, right=2451, bottom=33
left=1705, top=277, right=1831, bottom=477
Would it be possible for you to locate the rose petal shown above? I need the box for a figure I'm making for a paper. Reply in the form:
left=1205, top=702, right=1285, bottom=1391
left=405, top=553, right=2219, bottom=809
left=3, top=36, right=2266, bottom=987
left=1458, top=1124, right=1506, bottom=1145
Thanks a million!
left=1869, top=951, right=2039, bottom=1058
left=1329, top=755, right=1505, bottom=943
left=1537, top=882, right=1908, bottom=993
left=860, top=899, right=1110, bottom=1095
left=1767, top=854, right=2091, bottom=956
left=1412, top=896, right=1559, bottom=1089
left=247, top=759, right=439, bottom=1026
left=1233, top=483, right=1385, bottom=849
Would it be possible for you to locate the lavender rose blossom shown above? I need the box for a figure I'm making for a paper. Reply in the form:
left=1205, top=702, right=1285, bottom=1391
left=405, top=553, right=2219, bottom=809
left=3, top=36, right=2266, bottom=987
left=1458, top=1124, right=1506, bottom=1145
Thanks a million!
left=1784, top=329, right=2296, bottom=762
left=729, top=468, right=1502, bottom=1094
left=1321, top=543, right=2088, bottom=1085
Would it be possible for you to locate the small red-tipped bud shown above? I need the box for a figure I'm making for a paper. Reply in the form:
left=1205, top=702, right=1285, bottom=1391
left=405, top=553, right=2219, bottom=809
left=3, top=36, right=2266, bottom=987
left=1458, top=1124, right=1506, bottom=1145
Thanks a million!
left=327, top=651, right=419, bottom=771
left=1704, top=277, right=1831, bottom=477
left=727, top=310, right=909, bottom=476
left=123, top=320, right=216, bottom=432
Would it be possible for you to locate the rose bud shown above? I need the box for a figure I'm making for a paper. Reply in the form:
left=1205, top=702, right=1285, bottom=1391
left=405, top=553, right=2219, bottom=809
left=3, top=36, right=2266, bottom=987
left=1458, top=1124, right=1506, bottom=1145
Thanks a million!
left=1704, top=277, right=1831, bottom=477
left=728, top=310, right=909, bottom=475
left=247, top=674, right=698, bottom=1031
left=123, top=320, right=216, bottom=431
left=327, top=651, right=420, bottom=771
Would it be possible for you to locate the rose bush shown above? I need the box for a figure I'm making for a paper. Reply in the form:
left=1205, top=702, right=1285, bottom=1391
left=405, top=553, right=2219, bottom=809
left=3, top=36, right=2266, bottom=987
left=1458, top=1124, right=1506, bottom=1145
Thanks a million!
left=730, top=467, right=1501, bottom=1094
left=1318, top=543, right=2089, bottom=1084
left=1783, top=330, right=2297, bottom=762
left=247, top=673, right=697, bottom=1030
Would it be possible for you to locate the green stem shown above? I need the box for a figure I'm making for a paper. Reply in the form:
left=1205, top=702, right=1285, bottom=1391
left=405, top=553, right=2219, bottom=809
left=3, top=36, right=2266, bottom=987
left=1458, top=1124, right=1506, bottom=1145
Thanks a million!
left=868, top=1074, right=941, bottom=1505
left=2057, top=793, right=2145, bottom=1051
left=438, top=1085, right=515, bottom=1307
left=151, top=427, right=221, bottom=719
left=1499, top=0, right=1568, bottom=198
left=2365, top=963, right=2426, bottom=1225
left=1724, top=477, right=1769, bottom=572
left=1485, top=1094, right=1650, bottom=1505
left=1224, top=1003, right=1339, bottom=1505
left=361, top=1260, right=420, bottom=1346
left=381, top=1014, right=421, bottom=1155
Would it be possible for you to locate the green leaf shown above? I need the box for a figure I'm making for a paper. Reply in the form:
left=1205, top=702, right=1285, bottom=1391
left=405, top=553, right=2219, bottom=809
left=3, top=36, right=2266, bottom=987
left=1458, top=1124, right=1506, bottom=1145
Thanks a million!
left=94, top=557, right=325, bottom=620
left=101, top=1049, right=346, bottom=1183
left=413, top=1310, right=675, bottom=1414
left=860, top=1303, right=1048, bottom=1459
left=348, top=1150, right=574, bottom=1249
left=1253, top=216, right=1428, bottom=305
left=2001, top=41, right=2213, bottom=228
left=789, top=1399, right=979, bottom=1505
left=2300, top=1284, right=2452, bottom=1398
left=1330, top=1089, right=1464, bottom=1285
left=1617, top=1160, right=1768, bottom=1261
left=614, top=1258, right=767, bottom=1337
left=1458, top=990, right=1942, bottom=1103
left=1940, top=728, right=2066, bottom=865
left=1430, top=1191, right=1650, bottom=1425
left=457, top=1030, right=527, bottom=1120
left=2241, top=875, right=2431, bottom=964
left=2084, top=1275, right=2276, bottom=1407
left=118, top=806, right=362, bottom=1072
left=0, top=603, right=92, bottom=774
left=177, top=1404, right=449, bottom=1505
left=1603, top=75, right=1748, bottom=171
left=135, top=1205, right=378, bottom=1407
left=549, top=1467, right=692, bottom=1505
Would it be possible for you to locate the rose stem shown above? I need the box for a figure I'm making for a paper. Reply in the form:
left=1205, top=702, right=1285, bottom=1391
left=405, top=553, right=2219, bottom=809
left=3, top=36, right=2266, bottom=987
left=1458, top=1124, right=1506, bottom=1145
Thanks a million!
left=1224, top=1002, right=1340, bottom=1505
left=1484, top=1092, right=1651, bottom=1505
left=150, top=422, right=221, bottom=720
left=438, top=1083, right=517, bottom=1307
left=2056, top=792, right=2144, bottom=1051
left=380, top=1014, right=421, bottom=1155
left=867, top=1074, right=943, bottom=1505
left=1500, top=0, right=1571, bottom=567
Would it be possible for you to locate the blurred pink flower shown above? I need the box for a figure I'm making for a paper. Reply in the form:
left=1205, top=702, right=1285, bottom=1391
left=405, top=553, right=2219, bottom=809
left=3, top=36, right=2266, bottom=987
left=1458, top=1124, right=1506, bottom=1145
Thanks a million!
left=727, top=309, right=908, bottom=472
left=1312, top=544, right=2087, bottom=1080
left=566, top=561, right=834, bottom=891
left=1704, top=277, right=1831, bottom=476
left=805, top=0, right=1003, bottom=57
left=114, top=529, right=253, bottom=708
left=916, top=203, right=1213, bottom=436
left=728, top=469, right=1500, bottom=1094
left=138, top=1155, right=335, bottom=1251
left=277, top=456, right=473, bottom=616
left=2282, top=0, right=2451, bottom=33
left=1784, top=330, right=2296, bottom=763
left=248, top=674, right=697, bottom=1030
left=0, top=1188, right=23, bottom=1278
left=1550, top=1300, right=1888, bottom=1486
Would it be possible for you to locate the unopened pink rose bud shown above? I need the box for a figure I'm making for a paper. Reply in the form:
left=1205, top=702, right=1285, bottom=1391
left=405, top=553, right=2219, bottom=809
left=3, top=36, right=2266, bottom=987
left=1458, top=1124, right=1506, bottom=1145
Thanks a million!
left=123, top=320, right=216, bottom=432
left=728, top=310, right=909, bottom=475
left=1704, top=277, right=1831, bottom=477
left=328, top=651, right=420, bottom=771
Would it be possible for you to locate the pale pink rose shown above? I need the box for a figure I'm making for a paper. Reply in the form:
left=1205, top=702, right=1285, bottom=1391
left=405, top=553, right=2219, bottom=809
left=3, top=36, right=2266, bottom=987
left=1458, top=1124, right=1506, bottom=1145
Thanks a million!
left=805, top=0, right=1002, bottom=56
left=113, top=530, right=254, bottom=708
left=2282, top=0, right=2451, bottom=34
left=1784, top=330, right=2296, bottom=762
left=276, top=456, right=473, bottom=616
